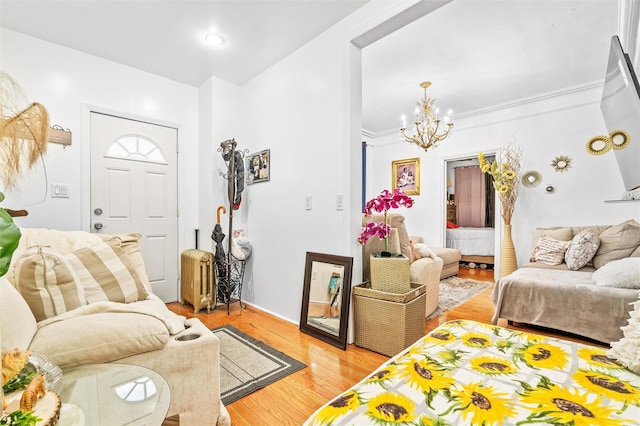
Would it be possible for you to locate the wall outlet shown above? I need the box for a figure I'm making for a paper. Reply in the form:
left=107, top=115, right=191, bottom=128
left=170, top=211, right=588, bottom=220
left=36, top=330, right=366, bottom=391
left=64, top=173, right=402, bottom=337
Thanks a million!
left=305, top=196, right=312, bottom=210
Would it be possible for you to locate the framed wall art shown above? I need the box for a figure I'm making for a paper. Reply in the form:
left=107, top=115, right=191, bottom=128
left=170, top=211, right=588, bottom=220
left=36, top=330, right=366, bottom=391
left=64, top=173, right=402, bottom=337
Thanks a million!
left=392, top=157, right=420, bottom=195
left=246, top=149, right=270, bottom=184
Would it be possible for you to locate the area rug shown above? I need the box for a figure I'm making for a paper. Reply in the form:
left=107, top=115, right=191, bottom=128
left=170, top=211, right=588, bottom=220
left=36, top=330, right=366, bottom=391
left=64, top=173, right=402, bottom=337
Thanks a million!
left=426, top=276, right=493, bottom=320
left=211, top=325, right=306, bottom=405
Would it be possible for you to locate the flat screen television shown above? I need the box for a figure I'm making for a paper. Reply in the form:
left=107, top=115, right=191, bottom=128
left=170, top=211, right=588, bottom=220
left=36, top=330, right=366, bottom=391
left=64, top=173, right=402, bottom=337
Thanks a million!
left=600, top=35, right=640, bottom=192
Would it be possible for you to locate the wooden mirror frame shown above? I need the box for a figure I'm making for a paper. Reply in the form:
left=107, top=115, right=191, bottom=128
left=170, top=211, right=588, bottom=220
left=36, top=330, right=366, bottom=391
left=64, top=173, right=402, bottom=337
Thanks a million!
left=299, top=252, right=353, bottom=350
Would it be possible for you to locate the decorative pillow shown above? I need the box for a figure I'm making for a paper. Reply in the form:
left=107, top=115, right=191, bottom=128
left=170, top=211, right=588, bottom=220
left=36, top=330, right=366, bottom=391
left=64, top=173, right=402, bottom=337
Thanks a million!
left=529, top=236, right=570, bottom=266
left=592, top=258, right=640, bottom=289
left=446, top=221, right=459, bottom=229
left=13, top=246, right=86, bottom=321
left=564, top=229, right=600, bottom=270
left=65, top=238, right=148, bottom=304
left=409, top=239, right=420, bottom=262
left=592, top=219, right=640, bottom=269
left=99, top=233, right=152, bottom=292
left=531, top=227, right=573, bottom=252
left=413, top=243, right=437, bottom=259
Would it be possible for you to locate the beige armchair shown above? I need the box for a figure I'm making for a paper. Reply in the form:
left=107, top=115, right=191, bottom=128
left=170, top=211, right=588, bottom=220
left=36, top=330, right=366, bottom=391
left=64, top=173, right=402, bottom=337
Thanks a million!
left=362, top=213, right=443, bottom=317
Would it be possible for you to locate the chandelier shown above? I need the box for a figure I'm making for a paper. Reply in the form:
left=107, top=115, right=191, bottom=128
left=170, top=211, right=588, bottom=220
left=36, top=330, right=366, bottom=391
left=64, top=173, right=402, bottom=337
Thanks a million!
left=400, top=81, right=454, bottom=151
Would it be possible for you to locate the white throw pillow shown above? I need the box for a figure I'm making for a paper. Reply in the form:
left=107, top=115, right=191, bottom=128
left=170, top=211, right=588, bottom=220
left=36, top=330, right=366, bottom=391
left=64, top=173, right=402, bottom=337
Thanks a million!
left=413, top=243, right=437, bottom=259
left=530, top=236, right=570, bottom=266
left=565, top=229, right=600, bottom=270
left=592, top=257, right=640, bottom=289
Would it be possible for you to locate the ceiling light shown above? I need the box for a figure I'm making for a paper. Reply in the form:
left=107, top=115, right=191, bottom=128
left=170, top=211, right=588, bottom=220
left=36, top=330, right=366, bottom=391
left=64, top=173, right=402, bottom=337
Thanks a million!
left=400, top=81, right=454, bottom=152
left=205, top=33, right=225, bottom=46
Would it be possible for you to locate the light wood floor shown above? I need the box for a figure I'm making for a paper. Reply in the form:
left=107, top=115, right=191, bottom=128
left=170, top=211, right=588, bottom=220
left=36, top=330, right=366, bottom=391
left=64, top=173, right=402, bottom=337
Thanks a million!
left=164, top=266, right=605, bottom=426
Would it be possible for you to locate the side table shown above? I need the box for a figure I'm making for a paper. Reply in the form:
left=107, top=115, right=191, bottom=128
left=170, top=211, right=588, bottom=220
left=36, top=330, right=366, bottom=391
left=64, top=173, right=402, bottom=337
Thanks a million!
left=58, top=363, right=170, bottom=426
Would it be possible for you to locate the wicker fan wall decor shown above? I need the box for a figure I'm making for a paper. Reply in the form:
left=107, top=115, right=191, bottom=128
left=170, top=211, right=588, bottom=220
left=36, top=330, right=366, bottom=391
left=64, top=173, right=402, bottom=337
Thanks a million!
left=0, top=72, right=49, bottom=190
left=0, top=72, right=50, bottom=277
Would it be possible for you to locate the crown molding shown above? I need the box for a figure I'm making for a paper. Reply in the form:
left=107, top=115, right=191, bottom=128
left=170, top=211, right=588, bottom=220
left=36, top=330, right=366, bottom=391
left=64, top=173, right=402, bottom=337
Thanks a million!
left=453, top=80, right=602, bottom=120
left=365, top=80, right=603, bottom=138
left=361, top=128, right=376, bottom=138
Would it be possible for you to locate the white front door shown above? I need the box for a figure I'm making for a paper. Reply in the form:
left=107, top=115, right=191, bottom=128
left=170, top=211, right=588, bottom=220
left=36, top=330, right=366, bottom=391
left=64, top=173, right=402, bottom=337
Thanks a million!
left=90, top=112, right=178, bottom=302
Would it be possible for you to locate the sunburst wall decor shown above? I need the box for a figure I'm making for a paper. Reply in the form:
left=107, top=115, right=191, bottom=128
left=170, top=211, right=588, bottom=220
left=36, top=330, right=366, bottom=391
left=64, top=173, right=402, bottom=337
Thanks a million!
left=551, top=156, right=572, bottom=172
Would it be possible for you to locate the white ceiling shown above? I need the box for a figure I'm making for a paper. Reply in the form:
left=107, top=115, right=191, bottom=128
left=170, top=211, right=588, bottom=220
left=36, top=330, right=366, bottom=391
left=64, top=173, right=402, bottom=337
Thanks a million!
left=0, top=0, right=620, bottom=135
left=362, top=0, right=618, bottom=133
left=0, top=0, right=369, bottom=86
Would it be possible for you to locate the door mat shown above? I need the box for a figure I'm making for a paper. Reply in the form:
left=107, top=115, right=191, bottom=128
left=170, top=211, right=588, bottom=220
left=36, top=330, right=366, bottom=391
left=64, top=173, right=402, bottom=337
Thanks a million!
left=211, top=325, right=306, bottom=405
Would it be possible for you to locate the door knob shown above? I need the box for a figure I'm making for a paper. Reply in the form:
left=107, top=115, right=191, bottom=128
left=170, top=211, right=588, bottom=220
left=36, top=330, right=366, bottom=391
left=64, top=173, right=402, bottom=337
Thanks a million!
left=94, top=208, right=103, bottom=215
left=94, top=222, right=103, bottom=230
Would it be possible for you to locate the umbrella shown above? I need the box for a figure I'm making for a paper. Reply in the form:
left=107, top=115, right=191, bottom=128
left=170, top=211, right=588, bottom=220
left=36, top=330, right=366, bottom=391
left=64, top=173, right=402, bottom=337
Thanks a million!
left=212, top=205, right=227, bottom=262
left=212, top=205, right=228, bottom=301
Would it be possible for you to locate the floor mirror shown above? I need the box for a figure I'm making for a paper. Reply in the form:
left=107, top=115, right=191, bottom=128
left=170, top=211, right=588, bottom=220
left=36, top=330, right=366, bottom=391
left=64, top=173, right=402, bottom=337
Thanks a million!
left=299, top=252, right=353, bottom=350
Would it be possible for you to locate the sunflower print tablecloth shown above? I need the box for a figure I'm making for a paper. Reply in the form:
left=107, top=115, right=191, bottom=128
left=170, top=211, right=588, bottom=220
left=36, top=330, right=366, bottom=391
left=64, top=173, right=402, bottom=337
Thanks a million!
left=304, top=320, right=640, bottom=425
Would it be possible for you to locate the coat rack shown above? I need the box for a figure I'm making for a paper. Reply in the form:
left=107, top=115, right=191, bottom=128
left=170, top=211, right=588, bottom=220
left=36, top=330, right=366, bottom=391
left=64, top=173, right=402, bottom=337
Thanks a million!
left=213, top=139, right=249, bottom=314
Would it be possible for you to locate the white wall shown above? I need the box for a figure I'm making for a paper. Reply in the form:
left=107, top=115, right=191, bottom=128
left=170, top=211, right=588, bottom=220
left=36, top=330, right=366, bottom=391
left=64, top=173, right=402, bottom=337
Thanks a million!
left=368, top=83, right=640, bottom=272
left=5, top=0, right=637, bottom=323
left=1, top=29, right=200, bottom=301
left=204, top=0, right=416, bottom=323
left=0, top=1, right=415, bottom=318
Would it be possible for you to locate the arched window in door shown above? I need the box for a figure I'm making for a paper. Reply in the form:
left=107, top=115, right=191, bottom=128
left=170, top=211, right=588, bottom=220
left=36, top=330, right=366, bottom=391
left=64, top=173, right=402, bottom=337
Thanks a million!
left=105, top=134, right=167, bottom=164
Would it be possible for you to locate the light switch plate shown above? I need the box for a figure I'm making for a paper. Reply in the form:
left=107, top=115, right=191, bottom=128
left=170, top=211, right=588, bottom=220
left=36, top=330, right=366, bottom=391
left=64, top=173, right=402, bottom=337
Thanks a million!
left=51, top=183, right=70, bottom=198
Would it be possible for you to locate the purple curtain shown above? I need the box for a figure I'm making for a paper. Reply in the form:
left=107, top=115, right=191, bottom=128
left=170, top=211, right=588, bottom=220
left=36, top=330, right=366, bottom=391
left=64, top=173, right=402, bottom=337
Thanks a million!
left=455, top=166, right=486, bottom=227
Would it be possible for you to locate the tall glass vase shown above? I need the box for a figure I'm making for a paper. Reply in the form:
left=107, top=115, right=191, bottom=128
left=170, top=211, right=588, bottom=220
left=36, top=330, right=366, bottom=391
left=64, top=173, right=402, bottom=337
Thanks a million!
left=499, top=224, right=517, bottom=279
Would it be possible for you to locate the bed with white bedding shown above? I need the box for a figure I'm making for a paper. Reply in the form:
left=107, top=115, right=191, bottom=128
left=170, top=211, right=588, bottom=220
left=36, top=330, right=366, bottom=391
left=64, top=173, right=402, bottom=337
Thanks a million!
left=446, top=226, right=495, bottom=256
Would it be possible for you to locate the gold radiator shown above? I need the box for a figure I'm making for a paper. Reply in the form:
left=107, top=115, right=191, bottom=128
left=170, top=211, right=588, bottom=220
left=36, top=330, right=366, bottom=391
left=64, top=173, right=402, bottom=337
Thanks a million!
left=180, top=249, right=215, bottom=314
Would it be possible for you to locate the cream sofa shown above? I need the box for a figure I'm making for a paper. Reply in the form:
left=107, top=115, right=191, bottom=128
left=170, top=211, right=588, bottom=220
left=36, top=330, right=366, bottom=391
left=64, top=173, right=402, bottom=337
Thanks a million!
left=429, top=247, right=461, bottom=279
left=362, top=213, right=443, bottom=317
left=492, top=219, right=640, bottom=344
left=0, top=228, right=230, bottom=426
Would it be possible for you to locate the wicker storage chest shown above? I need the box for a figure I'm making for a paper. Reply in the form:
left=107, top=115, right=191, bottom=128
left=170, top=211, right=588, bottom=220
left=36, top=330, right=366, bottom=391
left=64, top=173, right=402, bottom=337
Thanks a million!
left=354, top=282, right=426, bottom=356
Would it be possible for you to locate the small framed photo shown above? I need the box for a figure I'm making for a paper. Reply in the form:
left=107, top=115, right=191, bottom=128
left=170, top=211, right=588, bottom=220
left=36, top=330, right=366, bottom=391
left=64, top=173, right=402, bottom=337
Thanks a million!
left=246, top=149, right=270, bottom=184
left=392, top=157, right=420, bottom=195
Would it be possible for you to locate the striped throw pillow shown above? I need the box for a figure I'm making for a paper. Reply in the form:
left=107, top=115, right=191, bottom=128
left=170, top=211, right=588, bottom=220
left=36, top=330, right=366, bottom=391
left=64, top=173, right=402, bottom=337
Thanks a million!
left=65, top=238, right=148, bottom=304
left=14, top=246, right=86, bottom=321
left=98, top=233, right=152, bottom=292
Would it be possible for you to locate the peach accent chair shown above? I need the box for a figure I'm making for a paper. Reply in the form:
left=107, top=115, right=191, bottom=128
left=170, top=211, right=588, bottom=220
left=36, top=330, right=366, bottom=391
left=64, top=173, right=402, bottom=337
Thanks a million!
left=362, top=213, right=443, bottom=317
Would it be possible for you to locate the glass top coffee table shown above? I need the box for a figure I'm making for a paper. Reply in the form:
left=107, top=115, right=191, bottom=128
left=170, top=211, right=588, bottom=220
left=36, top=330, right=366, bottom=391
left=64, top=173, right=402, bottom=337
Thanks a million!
left=57, top=363, right=170, bottom=426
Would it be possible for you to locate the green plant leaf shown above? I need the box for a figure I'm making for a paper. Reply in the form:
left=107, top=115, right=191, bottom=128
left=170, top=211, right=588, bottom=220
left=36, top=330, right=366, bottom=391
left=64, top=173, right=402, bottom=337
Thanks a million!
left=0, top=204, right=21, bottom=277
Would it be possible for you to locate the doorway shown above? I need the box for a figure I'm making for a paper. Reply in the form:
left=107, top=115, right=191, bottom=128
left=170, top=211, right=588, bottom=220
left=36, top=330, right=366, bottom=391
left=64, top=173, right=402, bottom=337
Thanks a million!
left=90, top=112, right=178, bottom=301
left=444, top=154, right=497, bottom=268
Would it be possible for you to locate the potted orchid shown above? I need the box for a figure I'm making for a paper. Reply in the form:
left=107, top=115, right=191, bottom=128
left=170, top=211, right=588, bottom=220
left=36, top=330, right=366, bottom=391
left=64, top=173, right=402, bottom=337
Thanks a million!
left=358, top=188, right=414, bottom=256
left=359, top=188, right=414, bottom=293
